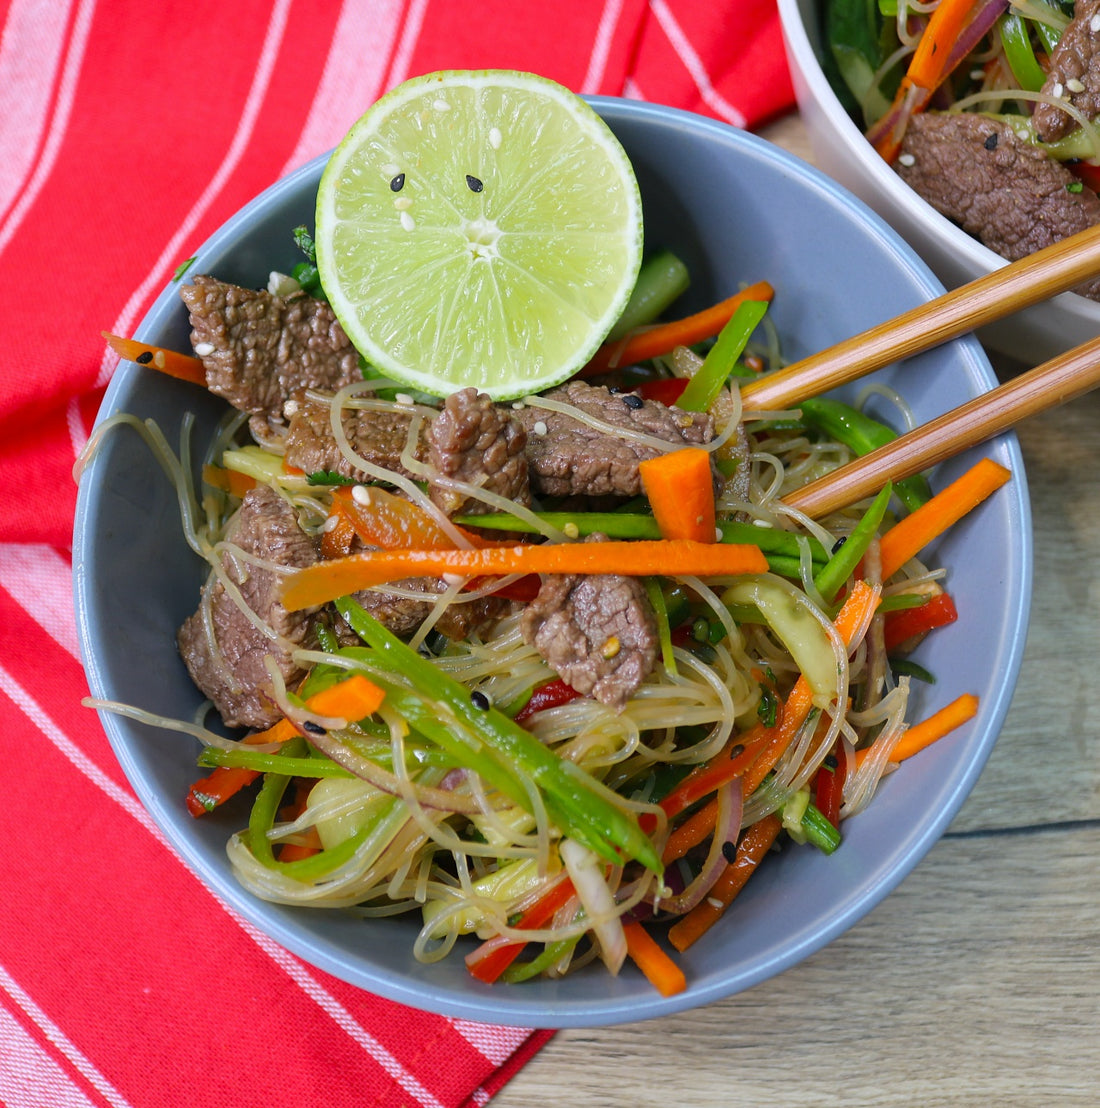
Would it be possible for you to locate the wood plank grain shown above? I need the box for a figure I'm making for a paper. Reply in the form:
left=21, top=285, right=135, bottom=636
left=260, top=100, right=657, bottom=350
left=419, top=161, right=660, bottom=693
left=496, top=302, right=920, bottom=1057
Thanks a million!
left=493, top=826, right=1099, bottom=1107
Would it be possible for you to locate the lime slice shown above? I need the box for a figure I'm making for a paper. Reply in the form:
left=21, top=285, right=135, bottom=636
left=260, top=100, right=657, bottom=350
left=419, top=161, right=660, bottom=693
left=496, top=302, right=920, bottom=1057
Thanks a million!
left=315, top=70, right=643, bottom=400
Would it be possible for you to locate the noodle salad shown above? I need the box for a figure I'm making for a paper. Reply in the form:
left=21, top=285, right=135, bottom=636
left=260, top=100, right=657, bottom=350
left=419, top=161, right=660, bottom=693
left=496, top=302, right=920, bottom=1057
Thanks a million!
left=84, top=246, right=1006, bottom=997
left=822, top=0, right=1100, bottom=291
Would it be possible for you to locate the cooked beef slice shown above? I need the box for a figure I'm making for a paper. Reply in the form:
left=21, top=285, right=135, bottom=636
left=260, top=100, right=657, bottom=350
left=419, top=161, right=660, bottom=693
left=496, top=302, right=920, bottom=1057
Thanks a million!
left=514, top=381, right=717, bottom=499
left=425, top=388, right=530, bottom=515
left=520, top=536, right=658, bottom=711
left=283, top=397, right=423, bottom=482
left=180, top=275, right=361, bottom=425
left=896, top=112, right=1100, bottom=300
left=178, top=484, right=317, bottom=730
left=339, top=578, right=506, bottom=643
left=1033, top=0, right=1100, bottom=143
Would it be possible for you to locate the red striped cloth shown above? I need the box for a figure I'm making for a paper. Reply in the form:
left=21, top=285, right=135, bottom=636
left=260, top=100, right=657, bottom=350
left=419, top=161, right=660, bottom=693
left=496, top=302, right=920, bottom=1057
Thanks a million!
left=0, top=2, right=792, bottom=1104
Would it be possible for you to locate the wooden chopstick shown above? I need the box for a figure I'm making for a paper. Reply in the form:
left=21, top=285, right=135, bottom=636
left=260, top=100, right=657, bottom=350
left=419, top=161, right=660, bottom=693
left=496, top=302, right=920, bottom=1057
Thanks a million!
left=740, top=223, right=1100, bottom=413
left=781, top=334, right=1100, bottom=519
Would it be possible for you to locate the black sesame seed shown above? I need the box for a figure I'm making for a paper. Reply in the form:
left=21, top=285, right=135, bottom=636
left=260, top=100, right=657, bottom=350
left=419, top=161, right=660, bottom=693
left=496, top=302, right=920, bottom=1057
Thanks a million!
left=984, top=133, right=998, bottom=151
left=466, top=174, right=484, bottom=193
left=721, top=840, right=738, bottom=864
left=831, top=535, right=847, bottom=554
left=390, top=173, right=405, bottom=192
left=470, top=690, right=492, bottom=710
left=622, top=393, right=644, bottom=409
left=301, top=720, right=326, bottom=736
left=728, top=743, right=744, bottom=760
left=824, top=754, right=839, bottom=770
left=135, top=350, right=153, bottom=364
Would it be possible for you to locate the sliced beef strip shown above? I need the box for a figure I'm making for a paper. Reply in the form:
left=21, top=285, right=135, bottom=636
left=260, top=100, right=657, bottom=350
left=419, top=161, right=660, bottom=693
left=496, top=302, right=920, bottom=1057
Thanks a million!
left=180, top=275, right=362, bottom=427
left=519, top=535, right=658, bottom=712
left=425, top=388, right=530, bottom=515
left=177, top=484, right=318, bottom=731
left=1033, top=0, right=1100, bottom=143
left=896, top=112, right=1100, bottom=301
left=514, top=381, right=718, bottom=500
left=336, top=578, right=508, bottom=643
left=283, top=397, right=423, bottom=482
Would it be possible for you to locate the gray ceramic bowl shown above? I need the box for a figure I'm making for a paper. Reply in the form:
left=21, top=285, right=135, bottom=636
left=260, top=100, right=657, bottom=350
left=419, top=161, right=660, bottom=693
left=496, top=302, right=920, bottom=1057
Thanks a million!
left=73, top=97, right=1031, bottom=1028
left=778, top=0, right=1100, bottom=367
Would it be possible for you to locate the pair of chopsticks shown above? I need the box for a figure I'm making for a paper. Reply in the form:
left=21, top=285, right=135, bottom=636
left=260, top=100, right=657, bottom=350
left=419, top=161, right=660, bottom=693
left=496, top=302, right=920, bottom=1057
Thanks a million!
left=739, top=223, right=1100, bottom=518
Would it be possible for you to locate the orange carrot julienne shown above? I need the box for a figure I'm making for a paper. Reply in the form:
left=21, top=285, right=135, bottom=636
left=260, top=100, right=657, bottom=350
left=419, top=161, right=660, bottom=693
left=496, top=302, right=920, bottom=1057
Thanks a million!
left=579, top=282, right=775, bottom=376
left=102, top=331, right=207, bottom=386
left=202, top=464, right=257, bottom=498
left=639, top=448, right=716, bottom=542
left=282, top=540, right=769, bottom=611
left=667, top=813, right=783, bottom=952
left=623, top=920, right=687, bottom=997
left=907, top=0, right=981, bottom=91
left=855, top=693, right=979, bottom=768
left=879, top=457, right=1011, bottom=581
left=741, top=579, right=881, bottom=797
left=185, top=674, right=386, bottom=816
left=870, top=0, right=984, bottom=161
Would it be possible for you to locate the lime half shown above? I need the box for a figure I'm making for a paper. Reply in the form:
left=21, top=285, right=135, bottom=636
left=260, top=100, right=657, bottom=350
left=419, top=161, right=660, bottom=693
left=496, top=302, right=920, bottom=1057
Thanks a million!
left=315, top=70, right=643, bottom=400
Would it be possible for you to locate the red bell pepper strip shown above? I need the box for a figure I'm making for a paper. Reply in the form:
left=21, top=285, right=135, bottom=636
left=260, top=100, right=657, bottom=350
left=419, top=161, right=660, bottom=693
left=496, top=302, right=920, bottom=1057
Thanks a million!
left=634, top=377, right=689, bottom=406
left=512, top=678, right=583, bottom=724
left=813, top=742, right=848, bottom=830
left=465, top=876, right=577, bottom=984
left=883, top=592, right=958, bottom=654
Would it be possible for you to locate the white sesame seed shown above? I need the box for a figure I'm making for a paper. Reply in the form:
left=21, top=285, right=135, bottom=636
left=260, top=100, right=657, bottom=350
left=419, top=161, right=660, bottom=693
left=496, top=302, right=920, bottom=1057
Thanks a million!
left=351, top=485, right=372, bottom=506
left=394, top=392, right=414, bottom=406
left=382, top=162, right=399, bottom=176
left=714, top=526, right=723, bottom=541
left=707, top=897, right=724, bottom=910
left=433, top=98, right=451, bottom=111
left=1091, top=13, right=1100, bottom=32
left=283, top=398, right=299, bottom=417
left=321, top=515, right=339, bottom=533
left=969, top=69, right=984, bottom=82
left=511, top=400, right=526, bottom=409
left=563, top=522, right=580, bottom=539
left=532, top=420, right=548, bottom=436
left=1053, top=82, right=1064, bottom=98
left=752, top=519, right=773, bottom=528
left=442, top=572, right=466, bottom=587
left=489, top=127, right=502, bottom=149
left=193, top=341, right=214, bottom=357
left=393, top=196, right=412, bottom=210
left=897, top=152, right=916, bottom=167
left=1067, top=77, right=1086, bottom=93
left=400, top=211, right=415, bottom=232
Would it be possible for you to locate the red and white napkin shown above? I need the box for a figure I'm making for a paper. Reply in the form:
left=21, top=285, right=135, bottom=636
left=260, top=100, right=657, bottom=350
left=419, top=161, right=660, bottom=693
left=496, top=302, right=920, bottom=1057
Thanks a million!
left=0, top=2, right=793, bottom=1103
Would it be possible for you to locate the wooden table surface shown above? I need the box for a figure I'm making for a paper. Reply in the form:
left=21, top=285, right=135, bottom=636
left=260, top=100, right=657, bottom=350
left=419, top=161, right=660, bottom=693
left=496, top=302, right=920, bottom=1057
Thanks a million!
left=493, top=114, right=1100, bottom=1108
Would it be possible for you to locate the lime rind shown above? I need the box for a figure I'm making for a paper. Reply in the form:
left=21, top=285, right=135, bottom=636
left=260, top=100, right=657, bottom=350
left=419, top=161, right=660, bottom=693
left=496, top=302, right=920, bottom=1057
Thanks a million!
left=315, top=70, right=643, bottom=400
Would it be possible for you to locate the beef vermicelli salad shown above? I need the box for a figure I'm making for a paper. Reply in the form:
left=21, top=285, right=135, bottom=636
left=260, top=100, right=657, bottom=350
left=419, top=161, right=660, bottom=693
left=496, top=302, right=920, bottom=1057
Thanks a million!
left=81, top=71, right=1005, bottom=996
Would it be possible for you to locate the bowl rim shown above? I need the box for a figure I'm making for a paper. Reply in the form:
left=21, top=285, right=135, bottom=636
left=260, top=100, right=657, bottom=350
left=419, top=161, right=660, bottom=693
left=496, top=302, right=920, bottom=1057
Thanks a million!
left=775, top=0, right=1100, bottom=324
left=73, top=95, right=1033, bottom=1027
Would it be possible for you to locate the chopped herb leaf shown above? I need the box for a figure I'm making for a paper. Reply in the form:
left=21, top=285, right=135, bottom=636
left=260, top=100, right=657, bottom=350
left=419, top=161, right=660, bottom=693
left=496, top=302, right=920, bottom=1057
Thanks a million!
left=757, top=686, right=778, bottom=727
left=292, top=224, right=317, bottom=262
left=1067, top=181, right=1085, bottom=193
left=306, top=470, right=356, bottom=486
left=173, top=256, right=197, bottom=281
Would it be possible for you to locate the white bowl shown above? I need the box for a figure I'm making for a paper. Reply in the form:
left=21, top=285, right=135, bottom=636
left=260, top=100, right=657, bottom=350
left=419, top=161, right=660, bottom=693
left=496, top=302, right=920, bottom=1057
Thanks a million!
left=778, top=0, right=1100, bottom=366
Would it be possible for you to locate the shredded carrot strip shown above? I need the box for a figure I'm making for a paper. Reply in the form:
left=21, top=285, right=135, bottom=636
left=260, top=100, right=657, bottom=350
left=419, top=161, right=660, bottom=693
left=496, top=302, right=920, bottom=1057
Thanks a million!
left=579, top=282, right=775, bottom=376
left=282, top=539, right=769, bottom=611
left=202, top=464, right=257, bottom=498
left=662, top=797, right=720, bottom=864
left=639, top=448, right=716, bottom=542
left=879, top=458, right=1011, bottom=581
left=667, top=814, right=783, bottom=952
left=856, top=693, right=980, bottom=768
left=102, top=331, right=207, bottom=386
left=741, top=580, right=881, bottom=796
left=623, top=920, right=687, bottom=997
left=185, top=675, right=386, bottom=816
